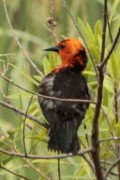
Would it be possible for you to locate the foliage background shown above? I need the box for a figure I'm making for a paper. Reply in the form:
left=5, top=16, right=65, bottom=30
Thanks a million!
left=0, top=0, right=120, bottom=179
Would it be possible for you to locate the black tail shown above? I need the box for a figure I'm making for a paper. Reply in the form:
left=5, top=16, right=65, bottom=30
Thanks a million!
left=48, top=120, right=80, bottom=153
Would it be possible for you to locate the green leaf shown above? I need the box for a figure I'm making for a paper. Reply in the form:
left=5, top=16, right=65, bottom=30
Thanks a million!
left=104, top=75, right=114, bottom=93
left=10, top=64, right=38, bottom=85
left=86, top=22, right=95, bottom=44
left=33, top=75, right=43, bottom=82
left=115, top=124, right=120, bottom=137
left=43, top=56, right=51, bottom=75
left=49, top=52, right=57, bottom=70
left=94, top=21, right=102, bottom=48
left=7, top=93, right=34, bottom=99
left=83, top=71, right=96, bottom=76
left=110, top=0, right=120, bottom=22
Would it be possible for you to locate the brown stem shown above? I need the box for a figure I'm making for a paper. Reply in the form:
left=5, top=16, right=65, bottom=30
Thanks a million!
left=114, top=83, right=119, bottom=123
left=91, top=69, right=104, bottom=180
left=105, top=158, right=120, bottom=178
left=0, top=165, right=31, bottom=180
left=0, top=100, right=48, bottom=128
left=100, top=27, right=120, bottom=68
left=0, top=147, right=93, bottom=159
left=91, top=0, right=108, bottom=179
left=114, top=82, right=120, bottom=179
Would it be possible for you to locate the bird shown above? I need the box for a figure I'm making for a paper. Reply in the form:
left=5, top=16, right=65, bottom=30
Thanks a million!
left=38, top=38, right=90, bottom=153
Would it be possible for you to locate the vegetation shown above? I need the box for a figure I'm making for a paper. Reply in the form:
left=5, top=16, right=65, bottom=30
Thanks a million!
left=0, top=0, right=120, bottom=179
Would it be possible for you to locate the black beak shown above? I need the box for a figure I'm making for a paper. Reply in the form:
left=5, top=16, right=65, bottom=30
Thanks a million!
left=43, top=46, right=59, bottom=52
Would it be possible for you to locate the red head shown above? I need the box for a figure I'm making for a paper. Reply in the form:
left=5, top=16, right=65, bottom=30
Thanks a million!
left=44, top=38, right=87, bottom=73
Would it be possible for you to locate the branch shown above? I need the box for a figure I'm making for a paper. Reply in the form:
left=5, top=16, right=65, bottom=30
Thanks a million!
left=100, top=0, right=107, bottom=63
left=100, top=27, right=120, bottom=68
left=47, top=0, right=58, bottom=42
left=91, top=1, right=108, bottom=180
left=105, top=158, right=120, bottom=178
left=82, top=154, right=95, bottom=174
left=0, top=74, right=95, bottom=104
left=0, top=127, right=15, bottom=151
left=0, top=164, right=31, bottom=180
left=2, top=0, right=44, bottom=77
left=99, top=137, right=120, bottom=143
left=0, top=147, right=93, bottom=159
left=23, top=159, right=50, bottom=180
left=106, top=7, right=113, bottom=43
left=0, top=100, right=48, bottom=128
left=23, top=95, right=34, bottom=156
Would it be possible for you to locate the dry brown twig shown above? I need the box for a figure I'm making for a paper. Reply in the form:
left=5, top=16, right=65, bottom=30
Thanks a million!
left=0, top=147, right=93, bottom=159
left=0, top=74, right=96, bottom=104
left=47, top=0, right=58, bottom=43
left=0, top=164, right=31, bottom=180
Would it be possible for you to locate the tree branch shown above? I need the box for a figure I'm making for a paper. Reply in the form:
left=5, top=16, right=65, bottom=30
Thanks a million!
left=100, top=0, right=107, bottom=63
left=91, top=1, right=108, bottom=179
left=105, top=158, right=120, bottom=178
left=0, top=74, right=96, bottom=104
left=0, top=100, right=48, bottom=128
left=0, top=164, right=31, bottom=180
left=100, top=27, right=120, bottom=68
left=0, top=147, right=93, bottom=159
left=99, top=137, right=120, bottom=143
left=82, top=154, right=95, bottom=174
left=23, top=95, right=34, bottom=156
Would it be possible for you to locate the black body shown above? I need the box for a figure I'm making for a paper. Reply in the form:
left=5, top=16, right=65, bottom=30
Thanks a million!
left=38, top=66, right=90, bottom=153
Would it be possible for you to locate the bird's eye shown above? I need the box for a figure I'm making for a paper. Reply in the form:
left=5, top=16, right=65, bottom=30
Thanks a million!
left=60, top=44, right=66, bottom=49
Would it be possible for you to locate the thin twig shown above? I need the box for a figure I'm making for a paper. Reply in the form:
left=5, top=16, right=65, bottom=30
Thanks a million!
left=105, top=158, right=120, bottom=178
left=100, top=0, right=107, bottom=63
left=62, top=0, right=98, bottom=77
left=0, top=74, right=96, bottom=104
left=106, top=7, right=113, bottom=43
left=100, top=27, right=120, bottom=68
left=2, top=0, right=44, bottom=77
left=101, top=160, right=112, bottom=165
left=114, top=82, right=119, bottom=123
left=99, top=137, right=120, bottom=143
left=0, top=147, right=93, bottom=159
left=0, top=164, right=32, bottom=180
left=82, top=154, right=95, bottom=174
left=47, top=0, right=58, bottom=42
left=23, top=95, right=34, bottom=156
left=102, top=166, right=118, bottom=177
left=114, top=81, right=120, bottom=179
left=0, top=127, right=15, bottom=151
left=0, top=100, right=48, bottom=128
left=23, top=159, right=51, bottom=180
left=58, top=158, right=61, bottom=180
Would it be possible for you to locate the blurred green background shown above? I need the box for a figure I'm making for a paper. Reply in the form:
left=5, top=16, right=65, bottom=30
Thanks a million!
left=0, top=0, right=120, bottom=179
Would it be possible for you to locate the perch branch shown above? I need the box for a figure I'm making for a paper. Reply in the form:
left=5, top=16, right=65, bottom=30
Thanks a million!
left=0, top=147, right=93, bottom=159
left=0, top=74, right=96, bottom=104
